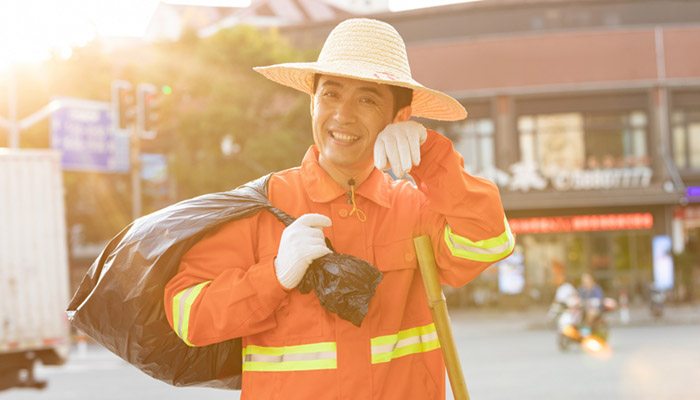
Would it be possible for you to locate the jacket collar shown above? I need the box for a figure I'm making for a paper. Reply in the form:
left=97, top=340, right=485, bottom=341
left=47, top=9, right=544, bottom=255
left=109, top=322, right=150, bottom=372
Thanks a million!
left=301, top=146, right=391, bottom=208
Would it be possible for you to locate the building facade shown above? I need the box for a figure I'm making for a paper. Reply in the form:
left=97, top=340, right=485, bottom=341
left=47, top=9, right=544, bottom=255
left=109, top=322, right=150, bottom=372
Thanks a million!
left=284, top=0, right=700, bottom=305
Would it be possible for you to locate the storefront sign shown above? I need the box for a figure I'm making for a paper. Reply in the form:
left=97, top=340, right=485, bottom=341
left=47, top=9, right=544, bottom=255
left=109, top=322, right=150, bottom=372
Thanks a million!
left=478, top=163, right=652, bottom=192
left=510, top=213, right=654, bottom=234
left=50, top=98, right=129, bottom=173
left=497, top=251, right=525, bottom=295
left=652, top=235, right=674, bottom=290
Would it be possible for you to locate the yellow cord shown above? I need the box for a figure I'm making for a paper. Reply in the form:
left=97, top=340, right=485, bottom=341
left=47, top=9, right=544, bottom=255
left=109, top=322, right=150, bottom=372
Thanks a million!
left=347, top=180, right=367, bottom=223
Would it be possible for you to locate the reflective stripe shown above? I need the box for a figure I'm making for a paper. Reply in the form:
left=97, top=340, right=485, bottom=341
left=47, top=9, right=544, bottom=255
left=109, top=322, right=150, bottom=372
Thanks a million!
left=444, top=216, right=515, bottom=262
left=371, top=323, right=441, bottom=364
left=172, top=281, right=211, bottom=346
left=242, top=342, right=337, bottom=372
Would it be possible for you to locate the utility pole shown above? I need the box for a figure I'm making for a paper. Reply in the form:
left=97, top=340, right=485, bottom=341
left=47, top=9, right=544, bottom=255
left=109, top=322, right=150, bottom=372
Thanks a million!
left=111, top=80, right=141, bottom=220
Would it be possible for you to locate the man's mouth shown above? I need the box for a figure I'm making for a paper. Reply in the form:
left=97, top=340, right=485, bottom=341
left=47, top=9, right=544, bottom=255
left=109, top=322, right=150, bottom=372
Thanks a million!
left=330, top=131, right=359, bottom=143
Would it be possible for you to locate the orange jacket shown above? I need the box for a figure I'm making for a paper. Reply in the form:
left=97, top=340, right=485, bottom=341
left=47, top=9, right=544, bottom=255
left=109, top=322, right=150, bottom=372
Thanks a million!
left=164, top=130, right=514, bottom=399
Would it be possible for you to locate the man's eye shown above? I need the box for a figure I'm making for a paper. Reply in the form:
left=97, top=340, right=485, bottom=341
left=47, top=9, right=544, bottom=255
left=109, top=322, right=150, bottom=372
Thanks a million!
left=323, top=91, right=338, bottom=98
left=360, top=97, right=376, bottom=104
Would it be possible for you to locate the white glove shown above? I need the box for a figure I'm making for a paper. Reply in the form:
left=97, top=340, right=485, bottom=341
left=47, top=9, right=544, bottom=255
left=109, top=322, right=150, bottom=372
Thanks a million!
left=374, top=121, right=428, bottom=178
left=274, top=213, right=333, bottom=289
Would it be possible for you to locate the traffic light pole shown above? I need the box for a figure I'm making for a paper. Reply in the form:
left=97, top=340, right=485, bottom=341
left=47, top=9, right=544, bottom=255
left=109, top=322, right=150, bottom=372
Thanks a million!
left=130, top=125, right=142, bottom=220
left=111, top=80, right=142, bottom=220
left=111, top=80, right=163, bottom=221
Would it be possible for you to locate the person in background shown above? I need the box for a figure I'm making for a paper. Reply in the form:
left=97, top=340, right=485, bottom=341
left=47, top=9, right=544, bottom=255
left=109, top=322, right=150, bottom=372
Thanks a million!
left=547, top=272, right=578, bottom=321
left=578, top=272, right=604, bottom=336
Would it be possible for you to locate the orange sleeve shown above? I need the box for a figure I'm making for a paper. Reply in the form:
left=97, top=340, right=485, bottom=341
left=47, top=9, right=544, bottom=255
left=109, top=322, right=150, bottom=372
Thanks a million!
left=163, top=212, right=289, bottom=347
left=411, top=130, right=515, bottom=287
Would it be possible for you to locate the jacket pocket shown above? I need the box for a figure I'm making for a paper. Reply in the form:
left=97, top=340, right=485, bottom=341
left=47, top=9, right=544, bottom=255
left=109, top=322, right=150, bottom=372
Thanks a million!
left=373, top=239, right=421, bottom=331
left=269, top=289, right=324, bottom=340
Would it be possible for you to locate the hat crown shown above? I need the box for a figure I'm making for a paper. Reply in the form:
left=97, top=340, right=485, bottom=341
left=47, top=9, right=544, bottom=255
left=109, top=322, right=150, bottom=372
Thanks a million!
left=318, top=18, right=412, bottom=81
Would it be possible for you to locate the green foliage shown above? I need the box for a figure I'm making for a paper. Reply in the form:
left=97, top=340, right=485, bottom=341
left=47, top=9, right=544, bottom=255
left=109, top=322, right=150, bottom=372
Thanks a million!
left=148, top=25, right=317, bottom=198
left=1, top=25, right=319, bottom=244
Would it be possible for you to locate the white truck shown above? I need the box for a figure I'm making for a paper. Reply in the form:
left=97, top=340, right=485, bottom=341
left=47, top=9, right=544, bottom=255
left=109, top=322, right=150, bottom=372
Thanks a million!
left=0, top=149, right=71, bottom=390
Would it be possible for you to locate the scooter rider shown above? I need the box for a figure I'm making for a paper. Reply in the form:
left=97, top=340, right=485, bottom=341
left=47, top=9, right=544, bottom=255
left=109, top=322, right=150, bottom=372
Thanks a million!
left=578, top=272, right=604, bottom=336
left=547, top=273, right=578, bottom=321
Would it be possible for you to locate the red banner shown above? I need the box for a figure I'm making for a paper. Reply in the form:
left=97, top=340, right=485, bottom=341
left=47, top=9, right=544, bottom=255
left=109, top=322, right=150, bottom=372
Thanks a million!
left=509, top=213, right=653, bottom=234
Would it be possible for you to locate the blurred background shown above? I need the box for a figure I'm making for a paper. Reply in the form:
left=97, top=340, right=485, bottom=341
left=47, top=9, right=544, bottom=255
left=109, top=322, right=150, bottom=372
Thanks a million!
left=1, top=0, right=700, bottom=398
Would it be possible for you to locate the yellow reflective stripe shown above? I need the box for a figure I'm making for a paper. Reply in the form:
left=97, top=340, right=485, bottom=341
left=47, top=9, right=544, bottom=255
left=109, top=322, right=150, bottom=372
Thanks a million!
left=172, top=281, right=211, bottom=346
left=370, top=323, right=441, bottom=364
left=242, top=342, right=337, bottom=372
left=444, top=216, right=515, bottom=262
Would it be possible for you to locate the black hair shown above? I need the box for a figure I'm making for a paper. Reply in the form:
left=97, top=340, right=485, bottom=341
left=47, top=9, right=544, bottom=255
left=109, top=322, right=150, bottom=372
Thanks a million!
left=312, top=74, right=413, bottom=118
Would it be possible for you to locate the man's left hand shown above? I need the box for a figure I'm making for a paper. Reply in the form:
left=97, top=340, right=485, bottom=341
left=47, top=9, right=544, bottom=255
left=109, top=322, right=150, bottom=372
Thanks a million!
left=374, top=121, right=427, bottom=178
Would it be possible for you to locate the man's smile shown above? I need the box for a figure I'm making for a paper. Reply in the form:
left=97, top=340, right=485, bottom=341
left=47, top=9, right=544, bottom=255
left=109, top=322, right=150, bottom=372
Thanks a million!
left=329, top=130, right=360, bottom=144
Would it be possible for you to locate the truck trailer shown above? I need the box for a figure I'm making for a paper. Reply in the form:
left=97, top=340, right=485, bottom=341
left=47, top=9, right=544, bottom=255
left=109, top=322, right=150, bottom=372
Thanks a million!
left=0, top=149, right=71, bottom=390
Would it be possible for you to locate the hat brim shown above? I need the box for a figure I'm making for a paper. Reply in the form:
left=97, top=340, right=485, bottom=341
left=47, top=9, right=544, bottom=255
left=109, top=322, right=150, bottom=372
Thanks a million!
left=254, top=61, right=467, bottom=122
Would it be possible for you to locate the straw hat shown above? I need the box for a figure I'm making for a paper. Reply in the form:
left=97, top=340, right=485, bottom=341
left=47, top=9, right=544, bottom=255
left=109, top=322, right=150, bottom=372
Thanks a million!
left=254, top=18, right=467, bottom=121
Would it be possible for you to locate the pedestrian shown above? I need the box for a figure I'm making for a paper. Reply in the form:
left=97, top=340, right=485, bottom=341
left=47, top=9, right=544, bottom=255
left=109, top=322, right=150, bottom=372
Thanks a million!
left=164, top=18, right=514, bottom=399
left=578, top=272, right=605, bottom=336
left=547, top=272, right=578, bottom=321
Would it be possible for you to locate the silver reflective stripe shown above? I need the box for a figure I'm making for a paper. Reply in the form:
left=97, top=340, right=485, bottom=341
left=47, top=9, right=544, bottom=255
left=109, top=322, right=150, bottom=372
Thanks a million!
left=446, top=230, right=514, bottom=255
left=371, top=323, right=441, bottom=364
left=172, top=280, right=211, bottom=346
left=177, top=285, right=197, bottom=340
left=245, top=351, right=337, bottom=363
left=242, top=342, right=338, bottom=372
left=371, top=331, right=439, bottom=355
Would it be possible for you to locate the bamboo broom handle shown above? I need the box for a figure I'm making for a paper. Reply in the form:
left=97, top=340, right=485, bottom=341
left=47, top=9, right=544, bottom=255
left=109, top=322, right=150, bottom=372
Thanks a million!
left=414, top=235, right=470, bottom=400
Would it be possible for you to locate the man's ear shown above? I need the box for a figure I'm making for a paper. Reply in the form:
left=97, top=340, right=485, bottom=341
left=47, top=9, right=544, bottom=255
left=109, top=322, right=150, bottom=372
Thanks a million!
left=393, top=106, right=412, bottom=123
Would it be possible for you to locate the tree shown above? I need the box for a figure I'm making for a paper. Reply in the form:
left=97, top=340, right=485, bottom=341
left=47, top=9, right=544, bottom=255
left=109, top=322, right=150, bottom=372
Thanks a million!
left=0, top=25, right=319, bottom=247
left=145, top=26, right=319, bottom=199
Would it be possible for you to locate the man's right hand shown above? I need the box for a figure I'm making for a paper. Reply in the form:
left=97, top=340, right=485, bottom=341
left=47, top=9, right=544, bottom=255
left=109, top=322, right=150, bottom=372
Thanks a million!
left=274, top=213, right=333, bottom=289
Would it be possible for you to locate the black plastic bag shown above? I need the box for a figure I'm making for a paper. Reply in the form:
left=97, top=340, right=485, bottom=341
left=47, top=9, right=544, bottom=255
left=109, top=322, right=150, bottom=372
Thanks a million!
left=298, top=246, right=383, bottom=327
left=67, top=175, right=277, bottom=389
left=67, top=173, right=382, bottom=389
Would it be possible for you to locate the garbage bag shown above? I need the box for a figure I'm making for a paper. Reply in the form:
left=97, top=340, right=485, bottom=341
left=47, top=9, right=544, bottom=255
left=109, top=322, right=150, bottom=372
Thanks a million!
left=66, top=174, right=277, bottom=390
left=66, top=173, right=383, bottom=389
left=298, top=248, right=383, bottom=327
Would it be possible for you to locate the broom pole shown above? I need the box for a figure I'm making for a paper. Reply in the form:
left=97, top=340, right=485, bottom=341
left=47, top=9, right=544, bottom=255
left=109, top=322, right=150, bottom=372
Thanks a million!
left=414, top=235, right=470, bottom=400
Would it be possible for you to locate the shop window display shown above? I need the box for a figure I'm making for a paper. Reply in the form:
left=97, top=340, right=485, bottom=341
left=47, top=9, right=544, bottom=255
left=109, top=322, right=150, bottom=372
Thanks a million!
left=450, top=118, right=495, bottom=174
left=518, top=110, right=649, bottom=177
left=672, top=110, right=700, bottom=170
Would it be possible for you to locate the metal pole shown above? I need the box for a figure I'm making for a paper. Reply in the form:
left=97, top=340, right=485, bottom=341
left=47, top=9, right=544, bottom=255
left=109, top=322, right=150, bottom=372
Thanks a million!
left=413, top=235, right=470, bottom=400
left=131, top=125, right=142, bottom=220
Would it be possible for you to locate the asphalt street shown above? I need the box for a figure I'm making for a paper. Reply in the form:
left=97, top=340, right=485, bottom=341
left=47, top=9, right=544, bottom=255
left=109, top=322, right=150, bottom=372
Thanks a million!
left=2, top=305, right=699, bottom=400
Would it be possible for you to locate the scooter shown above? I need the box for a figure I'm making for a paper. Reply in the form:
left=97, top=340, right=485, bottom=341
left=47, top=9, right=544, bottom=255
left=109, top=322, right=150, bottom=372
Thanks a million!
left=555, top=295, right=617, bottom=355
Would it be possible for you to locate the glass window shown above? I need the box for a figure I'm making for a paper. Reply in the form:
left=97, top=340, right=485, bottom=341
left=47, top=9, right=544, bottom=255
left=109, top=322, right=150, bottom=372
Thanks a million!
left=672, top=110, right=700, bottom=170
left=451, top=118, right=495, bottom=174
left=517, top=110, right=649, bottom=176
left=518, top=113, right=585, bottom=177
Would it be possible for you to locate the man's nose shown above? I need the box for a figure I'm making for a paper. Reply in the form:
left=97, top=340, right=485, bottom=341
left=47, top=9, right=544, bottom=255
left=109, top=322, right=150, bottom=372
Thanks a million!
left=333, top=98, right=356, bottom=123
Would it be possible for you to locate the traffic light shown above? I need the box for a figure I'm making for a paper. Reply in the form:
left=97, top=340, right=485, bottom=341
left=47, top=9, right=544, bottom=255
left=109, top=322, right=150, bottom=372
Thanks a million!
left=119, top=88, right=136, bottom=129
left=137, top=83, right=159, bottom=137
left=111, top=80, right=135, bottom=131
left=144, top=91, right=161, bottom=133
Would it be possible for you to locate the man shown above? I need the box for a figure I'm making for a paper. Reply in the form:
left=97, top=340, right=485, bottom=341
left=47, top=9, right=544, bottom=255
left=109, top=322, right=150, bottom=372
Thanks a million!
left=547, top=272, right=578, bottom=322
left=578, top=272, right=604, bottom=336
left=164, top=18, right=514, bottom=399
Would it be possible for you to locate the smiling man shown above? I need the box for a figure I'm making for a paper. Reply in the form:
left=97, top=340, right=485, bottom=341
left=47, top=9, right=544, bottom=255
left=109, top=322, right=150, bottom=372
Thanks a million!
left=164, top=18, right=514, bottom=399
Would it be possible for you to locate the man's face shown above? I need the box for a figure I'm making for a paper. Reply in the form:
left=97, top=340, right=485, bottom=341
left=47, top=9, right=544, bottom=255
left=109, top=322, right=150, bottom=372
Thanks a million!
left=312, top=75, right=397, bottom=176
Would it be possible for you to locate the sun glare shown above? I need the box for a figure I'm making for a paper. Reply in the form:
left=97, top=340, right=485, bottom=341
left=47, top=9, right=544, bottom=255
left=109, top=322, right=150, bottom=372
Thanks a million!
left=0, top=0, right=161, bottom=71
